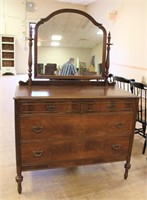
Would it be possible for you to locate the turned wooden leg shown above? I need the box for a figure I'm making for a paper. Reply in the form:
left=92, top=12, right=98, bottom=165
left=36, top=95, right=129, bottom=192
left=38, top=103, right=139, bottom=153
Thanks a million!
left=124, top=162, right=131, bottom=179
left=15, top=174, right=23, bottom=194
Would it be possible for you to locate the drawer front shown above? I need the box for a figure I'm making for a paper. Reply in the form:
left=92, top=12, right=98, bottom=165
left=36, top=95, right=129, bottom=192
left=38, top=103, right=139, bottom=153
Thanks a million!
left=19, top=99, right=134, bottom=114
left=20, top=112, right=134, bottom=141
left=21, top=136, right=130, bottom=167
left=20, top=101, right=72, bottom=114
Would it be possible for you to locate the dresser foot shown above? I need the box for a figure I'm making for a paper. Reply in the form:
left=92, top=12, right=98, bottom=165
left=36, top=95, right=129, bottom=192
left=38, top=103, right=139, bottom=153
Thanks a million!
left=124, top=162, right=131, bottom=179
left=15, top=174, right=23, bottom=194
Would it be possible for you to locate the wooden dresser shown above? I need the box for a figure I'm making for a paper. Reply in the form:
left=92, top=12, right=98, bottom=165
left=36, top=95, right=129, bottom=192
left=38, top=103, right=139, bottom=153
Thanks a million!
left=14, top=85, right=138, bottom=193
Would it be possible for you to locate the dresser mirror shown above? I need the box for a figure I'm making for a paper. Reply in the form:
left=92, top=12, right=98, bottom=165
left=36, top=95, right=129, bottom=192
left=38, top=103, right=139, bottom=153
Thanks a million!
left=33, top=9, right=110, bottom=81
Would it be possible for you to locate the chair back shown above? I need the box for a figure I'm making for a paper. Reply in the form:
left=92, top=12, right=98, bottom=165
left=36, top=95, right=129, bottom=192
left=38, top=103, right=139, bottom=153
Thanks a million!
left=131, top=81, right=147, bottom=154
left=131, top=82, right=147, bottom=124
left=45, top=63, right=57, bottom=75
left=114, top=76, right=135, bottom=92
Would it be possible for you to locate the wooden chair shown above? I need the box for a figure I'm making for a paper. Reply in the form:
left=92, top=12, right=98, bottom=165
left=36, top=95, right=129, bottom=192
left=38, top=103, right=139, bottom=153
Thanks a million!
left=131, top=82, right=147, bottom=154
left=114, top=76, right=135, bottom=92
left=37, top=63, right=44, bottom=74
left=45, top=63, right=57, bottom=75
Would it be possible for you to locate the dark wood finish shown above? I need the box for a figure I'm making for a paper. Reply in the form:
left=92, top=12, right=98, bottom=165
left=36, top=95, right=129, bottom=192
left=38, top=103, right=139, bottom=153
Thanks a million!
left=14, top=86, right=138, bottom=193
left=14, top=9, right=138, bottom=194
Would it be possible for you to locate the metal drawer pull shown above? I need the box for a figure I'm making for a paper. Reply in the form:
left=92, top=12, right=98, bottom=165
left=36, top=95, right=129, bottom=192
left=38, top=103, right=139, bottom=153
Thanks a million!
left=32, top=126, right=44, bottom=133
left=107, top=103, right=116, bottom=111
left=33, top=150, right=44, bottom=157
left=112, top=144, right=120, bottom=150
left=115, top=122, right=124, bottom=129
left=46, top=104, right=55, bottom=111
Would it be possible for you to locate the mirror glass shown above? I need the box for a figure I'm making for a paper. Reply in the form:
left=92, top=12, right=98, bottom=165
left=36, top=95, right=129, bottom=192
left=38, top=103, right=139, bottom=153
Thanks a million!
left=34, top=10, right=107, bottom=79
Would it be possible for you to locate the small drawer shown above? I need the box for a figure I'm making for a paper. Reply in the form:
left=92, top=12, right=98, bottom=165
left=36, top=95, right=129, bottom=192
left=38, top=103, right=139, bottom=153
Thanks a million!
left=20, top=100, right=83, bottom=114
left=83, top=100, right=134, bottom=113
left=20, top=101, right=69, bottom=114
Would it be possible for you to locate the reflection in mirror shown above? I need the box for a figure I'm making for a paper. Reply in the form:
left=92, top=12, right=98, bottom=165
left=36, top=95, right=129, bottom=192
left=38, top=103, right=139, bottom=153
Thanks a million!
left=34, top=9, right=107, bottom=79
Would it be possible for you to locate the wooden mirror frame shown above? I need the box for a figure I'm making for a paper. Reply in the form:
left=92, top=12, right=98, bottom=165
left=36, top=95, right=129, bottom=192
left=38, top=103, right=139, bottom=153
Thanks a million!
left=19, top=9, right=113, bottom=86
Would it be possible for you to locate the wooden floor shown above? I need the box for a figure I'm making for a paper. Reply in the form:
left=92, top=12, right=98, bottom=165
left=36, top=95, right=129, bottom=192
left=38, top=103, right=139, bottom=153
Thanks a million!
left=0, top=74, right=147, bottom=200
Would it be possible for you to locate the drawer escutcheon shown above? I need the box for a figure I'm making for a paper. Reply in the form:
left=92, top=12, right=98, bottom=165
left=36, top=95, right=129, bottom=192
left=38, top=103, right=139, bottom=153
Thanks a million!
left=32, top=126, right=44, bottom=133
left=46, top=104, right=55, bottom=112
left=32, top=150, right=44, bottom=157
left=112, top=144, right=121, bottom=151
left=107, top=103, right=116, bottom=111
left=115, top=122, right=124, bottom=129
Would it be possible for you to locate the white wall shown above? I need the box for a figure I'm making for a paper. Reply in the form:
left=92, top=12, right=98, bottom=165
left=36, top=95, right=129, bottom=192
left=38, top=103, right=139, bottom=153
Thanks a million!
left=38, top=46, right=91, bottom=68
left=0, top=0, right=146, bottom=82
left=38, top=44, right=102, bottom=73
left=87, top=0, right=147, bottom=82
left=91, top=42, right=103, bottom=73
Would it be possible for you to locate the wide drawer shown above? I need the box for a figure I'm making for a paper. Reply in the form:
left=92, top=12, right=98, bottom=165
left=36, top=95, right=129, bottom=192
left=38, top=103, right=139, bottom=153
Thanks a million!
left=20, top=112, right=134, bottom=141
left=21, top=136, right=130, bottom=167
left=19, top=99, right=134, bottom=114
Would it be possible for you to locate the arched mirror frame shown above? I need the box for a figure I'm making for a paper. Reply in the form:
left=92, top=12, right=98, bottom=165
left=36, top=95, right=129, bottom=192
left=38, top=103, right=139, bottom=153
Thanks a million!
left=34, top=9, right=107, bottom=80
left=19, top=9, right=112, bottom=86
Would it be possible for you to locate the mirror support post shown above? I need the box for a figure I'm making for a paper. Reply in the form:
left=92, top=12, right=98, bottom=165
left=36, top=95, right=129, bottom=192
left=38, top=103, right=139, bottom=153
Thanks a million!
left=28, top=26, right=33, bottom=86
left=105, top=32, right=113, bottom=85
left=19, top=26, right=34, bottom=86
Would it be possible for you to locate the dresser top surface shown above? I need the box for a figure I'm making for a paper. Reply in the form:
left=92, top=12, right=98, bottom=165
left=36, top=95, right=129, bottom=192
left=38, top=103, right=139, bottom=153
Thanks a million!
left=14, top=85, right=138, bottom=100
